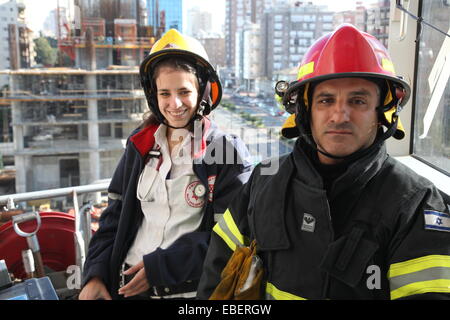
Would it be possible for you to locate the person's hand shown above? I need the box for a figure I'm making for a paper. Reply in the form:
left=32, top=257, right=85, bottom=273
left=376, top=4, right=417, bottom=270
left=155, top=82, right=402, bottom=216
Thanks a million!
left=118, top=261, right=150, bottom=298
left=78, top=277, right=112, bottom=300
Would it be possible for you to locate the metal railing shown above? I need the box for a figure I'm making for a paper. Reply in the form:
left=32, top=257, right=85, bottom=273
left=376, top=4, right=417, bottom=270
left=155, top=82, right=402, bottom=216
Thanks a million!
left=0, top=180, right=110, bottom=272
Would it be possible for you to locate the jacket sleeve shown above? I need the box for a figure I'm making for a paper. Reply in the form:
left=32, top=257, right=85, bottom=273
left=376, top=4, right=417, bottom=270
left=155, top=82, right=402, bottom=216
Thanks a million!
left=196, top=167, right=256, bottom=299
left=387, top=185, right=450, bottom=300
left=82, top=151, right=126, bottom=288
left=142, top=135, right=253, bottom=288
left=142, top=231, right=210, bottom=286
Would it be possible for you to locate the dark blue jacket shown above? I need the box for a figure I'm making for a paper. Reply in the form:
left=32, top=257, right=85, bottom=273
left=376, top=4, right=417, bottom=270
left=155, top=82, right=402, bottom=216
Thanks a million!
left=198, top=140, right=450, bottom=300
left=82, top=118, right=252, bottom=299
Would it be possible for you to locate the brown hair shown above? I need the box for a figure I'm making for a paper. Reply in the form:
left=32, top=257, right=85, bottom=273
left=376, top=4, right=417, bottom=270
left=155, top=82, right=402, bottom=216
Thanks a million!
left=141, top=57, right=200, bottom=128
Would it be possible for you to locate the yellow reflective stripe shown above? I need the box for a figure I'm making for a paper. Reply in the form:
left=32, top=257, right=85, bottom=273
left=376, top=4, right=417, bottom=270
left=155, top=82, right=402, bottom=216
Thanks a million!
left=265, top=282, right=307, bottom=300
left=212, top=209, right=248, bottom=252
left=212, top=222, right=237, bottom=251
left=223, top=209, right=246, bottom=246
left=391, top=279, right=450, bottom=300
left=388, top=255, right=450, bottom=278
left=297, top=61, right=314, bottom=79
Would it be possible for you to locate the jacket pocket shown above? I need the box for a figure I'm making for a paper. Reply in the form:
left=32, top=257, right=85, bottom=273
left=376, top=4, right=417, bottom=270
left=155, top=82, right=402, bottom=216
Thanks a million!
left=320, top=226, right=379, bottom=287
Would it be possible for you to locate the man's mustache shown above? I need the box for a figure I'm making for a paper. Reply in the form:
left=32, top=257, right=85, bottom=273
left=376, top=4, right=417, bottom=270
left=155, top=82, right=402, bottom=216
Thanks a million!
left=325, top=123, right=354, bottom=132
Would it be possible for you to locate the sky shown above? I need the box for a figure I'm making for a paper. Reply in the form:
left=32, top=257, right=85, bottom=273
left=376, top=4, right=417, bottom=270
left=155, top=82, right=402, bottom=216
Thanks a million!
left=22, top=0, right=377, bottom=35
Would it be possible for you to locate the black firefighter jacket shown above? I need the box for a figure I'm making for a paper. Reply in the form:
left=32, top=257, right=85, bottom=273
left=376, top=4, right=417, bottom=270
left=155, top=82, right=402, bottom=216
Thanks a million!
left=82, top=118, right=252, bottom=299
left=197, top=139, right=450, bottom=300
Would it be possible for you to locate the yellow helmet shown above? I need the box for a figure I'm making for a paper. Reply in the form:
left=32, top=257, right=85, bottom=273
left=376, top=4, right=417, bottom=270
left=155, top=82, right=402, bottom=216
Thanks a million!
left=140, top=29, right=222, bottom=123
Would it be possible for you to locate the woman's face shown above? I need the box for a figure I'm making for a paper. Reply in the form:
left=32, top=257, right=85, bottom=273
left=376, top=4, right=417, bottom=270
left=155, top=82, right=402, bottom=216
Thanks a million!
left=155, top=66, right=199, bottom=128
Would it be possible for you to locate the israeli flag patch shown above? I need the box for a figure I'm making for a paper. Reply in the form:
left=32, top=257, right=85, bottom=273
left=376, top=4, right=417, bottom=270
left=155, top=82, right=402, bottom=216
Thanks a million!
left=424, top=210, right=450, bottom=232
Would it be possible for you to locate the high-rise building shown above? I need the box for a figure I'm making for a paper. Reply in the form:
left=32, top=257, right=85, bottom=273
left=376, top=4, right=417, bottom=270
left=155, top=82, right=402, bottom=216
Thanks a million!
left=187, top=6, right=212, bottom=38
left=147, top=0, right=183, bottom=35
left=198, top=36, right=226, bottom=70
left=235, top=22, right=262, bottom=92
left=0, top=0, right=33, bottom=87
left=261, top=2, right=334, bottom=81
left=224, top=0, right=274, bottom=70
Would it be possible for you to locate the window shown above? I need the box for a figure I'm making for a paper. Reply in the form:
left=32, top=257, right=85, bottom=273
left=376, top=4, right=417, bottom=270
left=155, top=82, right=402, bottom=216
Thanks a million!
left=413, top=1, right=450, bottom=174
left=291, top=15, right=303, bottom=22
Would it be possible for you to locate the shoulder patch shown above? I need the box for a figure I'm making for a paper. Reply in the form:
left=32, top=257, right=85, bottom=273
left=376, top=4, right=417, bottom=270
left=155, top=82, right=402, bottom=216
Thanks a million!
left=424, top=210, right=450, bottom=232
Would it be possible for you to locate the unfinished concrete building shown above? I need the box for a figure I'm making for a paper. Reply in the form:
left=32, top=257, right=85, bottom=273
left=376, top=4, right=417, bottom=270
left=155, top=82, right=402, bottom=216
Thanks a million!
left=1, top=0, right=155, bottom=198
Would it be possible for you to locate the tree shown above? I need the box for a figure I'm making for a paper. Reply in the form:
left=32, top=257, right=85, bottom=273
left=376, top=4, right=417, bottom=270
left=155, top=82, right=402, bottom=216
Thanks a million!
left=34, top=37, right=57, bottom=66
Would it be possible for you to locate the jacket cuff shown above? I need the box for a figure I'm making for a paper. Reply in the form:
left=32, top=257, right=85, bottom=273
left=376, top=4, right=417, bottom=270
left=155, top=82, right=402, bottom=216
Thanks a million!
left=82, top=262, right=109, bottom=288
left=143, top=249, right=164, bottom=286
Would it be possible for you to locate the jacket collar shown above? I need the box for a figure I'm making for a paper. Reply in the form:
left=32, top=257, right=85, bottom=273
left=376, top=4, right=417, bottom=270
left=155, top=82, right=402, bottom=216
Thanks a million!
left=129, top=117, right=212, bottom=158
left=293, top=139, right=388, bottom=200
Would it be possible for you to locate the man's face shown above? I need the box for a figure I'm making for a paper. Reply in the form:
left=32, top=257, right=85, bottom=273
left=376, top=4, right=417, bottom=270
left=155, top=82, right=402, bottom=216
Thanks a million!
left=310, top=78, right=380, bottom=165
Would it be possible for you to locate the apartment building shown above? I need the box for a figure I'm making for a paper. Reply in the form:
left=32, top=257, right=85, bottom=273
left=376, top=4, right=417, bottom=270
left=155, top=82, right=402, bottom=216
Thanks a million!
left=366, top=0, right=390, bottom=48
left=224, top=0, right=274, bottom=70
left=261, top=2, right=334, bottom=84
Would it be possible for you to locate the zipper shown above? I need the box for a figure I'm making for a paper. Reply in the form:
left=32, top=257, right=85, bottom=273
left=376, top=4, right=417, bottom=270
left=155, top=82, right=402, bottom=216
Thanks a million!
left=322, top=198, right=334, bottom=299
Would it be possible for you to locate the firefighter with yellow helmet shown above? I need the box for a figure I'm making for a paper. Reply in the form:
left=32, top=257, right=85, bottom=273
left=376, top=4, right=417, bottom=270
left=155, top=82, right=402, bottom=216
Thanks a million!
left=79, top=29, right=252, bottom=300
left=198, top=24, right=450, bottom=300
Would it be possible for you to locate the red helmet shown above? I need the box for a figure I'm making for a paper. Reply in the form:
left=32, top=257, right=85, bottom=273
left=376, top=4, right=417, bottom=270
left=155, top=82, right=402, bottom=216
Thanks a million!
left=280, top=24, right=411, bottom=143
left=283, top=23, right=411, bottom=112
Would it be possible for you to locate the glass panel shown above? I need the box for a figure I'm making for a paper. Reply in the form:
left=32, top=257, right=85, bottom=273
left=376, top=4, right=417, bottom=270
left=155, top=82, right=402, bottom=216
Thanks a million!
left=413, top=1, right=450, bottom=174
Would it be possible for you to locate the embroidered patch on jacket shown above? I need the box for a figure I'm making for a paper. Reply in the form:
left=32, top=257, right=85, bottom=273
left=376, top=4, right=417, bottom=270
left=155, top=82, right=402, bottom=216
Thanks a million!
left=424, top=210, right=450, bottom=232
left=301, top=213, right=316, bottom=232
left=185, top=181, right=205, bottom=208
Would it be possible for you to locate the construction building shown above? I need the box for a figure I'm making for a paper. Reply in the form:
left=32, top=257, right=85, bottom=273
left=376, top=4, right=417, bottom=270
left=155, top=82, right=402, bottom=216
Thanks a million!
left=1, top=0, right=155, bottom=205
left=1, top=0, right=34, bottom=196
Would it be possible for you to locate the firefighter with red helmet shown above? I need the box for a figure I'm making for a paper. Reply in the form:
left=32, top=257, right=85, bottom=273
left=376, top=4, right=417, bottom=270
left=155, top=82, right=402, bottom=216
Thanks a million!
left=197, top=24, right=450, bottom=300
left=79, top=29, right=252, bottom=300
